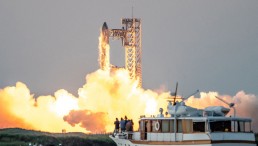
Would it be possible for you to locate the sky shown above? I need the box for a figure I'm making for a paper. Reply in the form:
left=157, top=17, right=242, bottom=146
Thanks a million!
left=0, top=0, right=258, bottom=97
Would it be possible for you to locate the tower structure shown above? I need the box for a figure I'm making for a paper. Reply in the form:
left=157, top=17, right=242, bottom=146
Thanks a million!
left=122, top=18, right=142, bottom=87
left=100, top=18, right=142, bottom=87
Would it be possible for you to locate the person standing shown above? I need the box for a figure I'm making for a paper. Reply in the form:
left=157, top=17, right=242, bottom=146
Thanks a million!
left=131, top=119, right=134, bottom=131
left=120, top=117, right=126, bottom=132
left=114, top=118, right=120, bottom=133
left=126, top=120, right=132, bottom=131
left=124, top=116, right=128, bottom=125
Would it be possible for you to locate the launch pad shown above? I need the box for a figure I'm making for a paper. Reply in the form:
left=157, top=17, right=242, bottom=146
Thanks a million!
left=99, top=18, right=142, bottom=87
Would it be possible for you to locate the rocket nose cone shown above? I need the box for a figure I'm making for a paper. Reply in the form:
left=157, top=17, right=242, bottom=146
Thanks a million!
left=102, top=22, right=108, bottom=31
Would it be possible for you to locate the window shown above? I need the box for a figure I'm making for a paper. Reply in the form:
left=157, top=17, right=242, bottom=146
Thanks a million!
left=140, top=120, right=145, bottom=132
left=239, top=121, right=245, bottom=132
left=177, top=120, right=183, bottom=133
left=193, top=122, right=205, bottom=132
left=210, top=121, right=231, bottom=132
left=162, top=120, right=169, bottom=132
left=169, top=120, right=175, bottom=132
left=245, top=122, right=251, bottom=132
left=231, top=121, right=237, bottom=132
left=182, top=119, right=193, bottom=133
left=146, top=120, right=152, bottom=132
left=232, top=121, right=252, bottom=132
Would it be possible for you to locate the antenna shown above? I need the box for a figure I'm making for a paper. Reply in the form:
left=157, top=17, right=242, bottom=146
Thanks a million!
left=166, top=82, right=179, bottom=105
left=132, top=6, right=134, bottom=18
left=173, top=82, right=178, bottom=105
left=130, top=0, right=136, bottom=18
left=166, top=83, right=200, bottom=105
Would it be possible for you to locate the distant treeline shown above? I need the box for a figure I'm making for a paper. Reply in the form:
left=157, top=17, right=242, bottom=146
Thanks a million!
left=0, top=128, right=116, bottom=146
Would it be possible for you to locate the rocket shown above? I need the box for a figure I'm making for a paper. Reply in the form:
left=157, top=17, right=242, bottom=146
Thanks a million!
left=99, top=22, right=110, bottom=70
left=102, top=22, right=109, bottom=44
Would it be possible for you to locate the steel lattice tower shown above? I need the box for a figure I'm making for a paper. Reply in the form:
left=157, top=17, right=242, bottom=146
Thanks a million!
left=122, top=18, right=142, bottom=87
left=100, top=18, right=142, bottom=87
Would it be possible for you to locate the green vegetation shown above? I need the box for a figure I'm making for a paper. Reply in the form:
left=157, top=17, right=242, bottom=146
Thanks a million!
left=2, top=128, right=257, bottom=146
left=0, top=128, right=116, bottom=146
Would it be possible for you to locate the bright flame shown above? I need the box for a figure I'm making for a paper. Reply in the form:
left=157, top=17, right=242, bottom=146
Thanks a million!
left=145, top=98, right=157, bottom=114
left=98, top=32, right=110, bottom=71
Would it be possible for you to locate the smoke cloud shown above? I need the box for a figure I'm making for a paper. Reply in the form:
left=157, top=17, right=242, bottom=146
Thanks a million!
left=63, top=110, right=107, bottom=133
left=186, top=91, right=258, bottom=131
left=0, top=73, right=258, bottom=133
left=0, top=82, right=34, bottom=129
left=0, top=104, right=33, bottom=129
left=0, top=82, right=85, bottom=132
left=0, top=69, right=168, bottom=133
left=76, top=68, right=168, bottom=132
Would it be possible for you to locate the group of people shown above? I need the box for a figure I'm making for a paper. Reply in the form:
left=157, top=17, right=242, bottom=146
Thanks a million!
left=114, top=116, right=134, bottom=133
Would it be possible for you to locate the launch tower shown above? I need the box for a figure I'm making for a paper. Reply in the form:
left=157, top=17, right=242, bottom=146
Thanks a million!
left=100, top=18, right=142, bottom=87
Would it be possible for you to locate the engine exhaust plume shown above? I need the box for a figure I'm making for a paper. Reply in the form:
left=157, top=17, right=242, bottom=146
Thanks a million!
left=99, top=22, right=110, bottom=71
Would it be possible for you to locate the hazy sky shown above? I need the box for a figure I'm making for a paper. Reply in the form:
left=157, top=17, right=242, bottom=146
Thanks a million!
left=0, top=0, right=258, bottom=97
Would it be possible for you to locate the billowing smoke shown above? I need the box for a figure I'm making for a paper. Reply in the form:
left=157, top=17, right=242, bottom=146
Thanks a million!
left=0, top=72, right=258, bottom=133
left=233, top=91, right=258, bottom=130
left=186, top=91, right=258, bottom=131
left=0, top=100, right=33, bottom=129
left=0, top=69, right=168, bottom=133
left=0, top=82, right=82, bottom=132
left=63, top=110, right=107, bottom=133
left=74, top=68, right=168, bottom=132
left=0, top=82, right=34, bottom=129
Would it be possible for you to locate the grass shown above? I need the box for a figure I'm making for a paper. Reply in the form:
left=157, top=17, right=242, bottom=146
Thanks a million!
left=0, top=128, right=116, bottom=146
left=0, top=141, right=27, bottom=146
left=1, top=128, right=257, bottom=146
